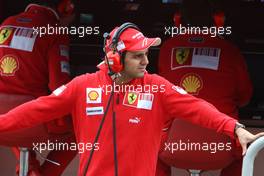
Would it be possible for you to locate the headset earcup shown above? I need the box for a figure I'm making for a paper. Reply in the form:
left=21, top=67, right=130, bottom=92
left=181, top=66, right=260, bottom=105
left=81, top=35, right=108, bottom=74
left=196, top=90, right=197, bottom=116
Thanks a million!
left=106, top=51, right=123, bottom=73
left=104, top=22, right=139, bottom=74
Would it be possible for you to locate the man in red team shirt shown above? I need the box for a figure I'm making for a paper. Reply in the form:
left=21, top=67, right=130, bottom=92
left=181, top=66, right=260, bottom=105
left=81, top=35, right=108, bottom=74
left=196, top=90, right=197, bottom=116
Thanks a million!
left=0, top=0, right=76, bottom=175
left=0, top=22, right=263, bottom=176
left=158, top=32, right=252, bottom=176
left=157, top=0, right=253, bottom=175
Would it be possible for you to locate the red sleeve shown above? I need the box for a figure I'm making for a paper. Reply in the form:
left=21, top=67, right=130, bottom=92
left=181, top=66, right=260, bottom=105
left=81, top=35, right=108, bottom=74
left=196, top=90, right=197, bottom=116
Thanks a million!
left=232, top=48, right=253, bottom=107
left=48, top=34, right=71, bottom=91
left=158, top=76, right=237, bottom=138
left=0, top=76, right=79, bottom=133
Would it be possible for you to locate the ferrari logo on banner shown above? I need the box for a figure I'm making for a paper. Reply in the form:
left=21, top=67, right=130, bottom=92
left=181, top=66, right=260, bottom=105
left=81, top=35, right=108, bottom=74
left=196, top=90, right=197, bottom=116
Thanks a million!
left=171, top=47, right=221, bottom=71
left=175, top=48, right=190, bottom=65
left=0, top=27, right=13, bottom=45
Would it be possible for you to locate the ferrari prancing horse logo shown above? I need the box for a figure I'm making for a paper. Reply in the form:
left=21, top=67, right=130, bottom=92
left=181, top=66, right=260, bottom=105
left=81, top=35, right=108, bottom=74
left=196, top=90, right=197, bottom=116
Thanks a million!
left=0, top=28, right=13, bottom=44
left=176, top=48, right=190, bottom=65
left=128, top=92, right=138, bottom=105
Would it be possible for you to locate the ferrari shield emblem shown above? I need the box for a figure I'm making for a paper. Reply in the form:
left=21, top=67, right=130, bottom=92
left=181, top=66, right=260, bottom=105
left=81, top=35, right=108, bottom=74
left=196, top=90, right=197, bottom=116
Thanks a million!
left=123, top=92, right=154, bottom=110
left=176, top=48, right=190, bottom=65
left=128, top=92, right=138, bottom=105
left=0, top=27, right=13, bottom=44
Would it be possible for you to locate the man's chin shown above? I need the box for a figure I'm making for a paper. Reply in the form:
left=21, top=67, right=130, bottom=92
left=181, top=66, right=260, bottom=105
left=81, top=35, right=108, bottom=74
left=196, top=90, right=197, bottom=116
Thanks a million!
left=127, top=72, right=145, bottom=79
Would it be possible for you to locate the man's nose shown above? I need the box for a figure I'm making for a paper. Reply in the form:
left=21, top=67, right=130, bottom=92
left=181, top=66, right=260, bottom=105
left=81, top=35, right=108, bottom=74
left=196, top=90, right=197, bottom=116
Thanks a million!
left=141, top=56, right=149, bottom=65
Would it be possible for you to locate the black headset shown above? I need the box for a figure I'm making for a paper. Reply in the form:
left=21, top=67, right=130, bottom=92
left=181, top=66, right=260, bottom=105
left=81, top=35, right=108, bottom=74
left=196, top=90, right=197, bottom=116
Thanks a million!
left=103, top=22, right=140, bottom=74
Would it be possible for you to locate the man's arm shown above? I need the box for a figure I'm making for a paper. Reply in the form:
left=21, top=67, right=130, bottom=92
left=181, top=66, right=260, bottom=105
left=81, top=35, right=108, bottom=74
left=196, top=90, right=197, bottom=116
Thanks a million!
left=158, top=75, right=264, bottom=154
left=160, top=76, right=237, bottom=138
left=0, top=76, right=78, bottom=133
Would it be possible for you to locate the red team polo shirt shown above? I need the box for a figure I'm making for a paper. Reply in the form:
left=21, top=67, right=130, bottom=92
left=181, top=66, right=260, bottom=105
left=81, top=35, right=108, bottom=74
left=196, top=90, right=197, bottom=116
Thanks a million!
left=0, top=64, right=237, bottom=176
left=159, top=34, right=252, bottom=118
left=0, top=4, right=70, bottom=97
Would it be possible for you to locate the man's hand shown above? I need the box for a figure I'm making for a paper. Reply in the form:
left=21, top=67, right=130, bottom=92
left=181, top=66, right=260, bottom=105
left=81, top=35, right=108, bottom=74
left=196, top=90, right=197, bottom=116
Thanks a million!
left=235, top=128, right=264, bottom=155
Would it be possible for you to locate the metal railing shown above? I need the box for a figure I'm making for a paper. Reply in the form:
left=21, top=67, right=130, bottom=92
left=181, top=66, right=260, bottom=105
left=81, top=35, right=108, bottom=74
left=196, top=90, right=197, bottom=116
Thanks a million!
left=242, top=136, right=264, bottom=176
left=19, top=148, right=29, bottom=176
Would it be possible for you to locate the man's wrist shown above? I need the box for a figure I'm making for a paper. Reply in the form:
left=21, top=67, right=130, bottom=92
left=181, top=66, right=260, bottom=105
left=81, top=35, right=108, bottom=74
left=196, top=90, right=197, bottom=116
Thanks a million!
left=234, top=122, right=246, bottom=136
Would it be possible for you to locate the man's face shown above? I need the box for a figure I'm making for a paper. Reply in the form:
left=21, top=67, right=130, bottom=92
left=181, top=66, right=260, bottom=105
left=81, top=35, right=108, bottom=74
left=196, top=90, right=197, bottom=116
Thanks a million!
left=122, top=49, right=149, bottom=79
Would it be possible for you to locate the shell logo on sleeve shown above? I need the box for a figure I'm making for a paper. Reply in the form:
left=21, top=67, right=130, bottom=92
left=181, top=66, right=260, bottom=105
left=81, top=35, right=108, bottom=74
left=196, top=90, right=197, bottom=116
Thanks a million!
left=0, top=55, right=19, bottom=76
left=180, top=73, right=203, bottom=95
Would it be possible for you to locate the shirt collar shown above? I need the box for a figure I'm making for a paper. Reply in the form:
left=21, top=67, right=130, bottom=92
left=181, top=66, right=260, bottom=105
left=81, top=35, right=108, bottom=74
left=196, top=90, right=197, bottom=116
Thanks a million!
left=25, top=4, right=60, bottom=21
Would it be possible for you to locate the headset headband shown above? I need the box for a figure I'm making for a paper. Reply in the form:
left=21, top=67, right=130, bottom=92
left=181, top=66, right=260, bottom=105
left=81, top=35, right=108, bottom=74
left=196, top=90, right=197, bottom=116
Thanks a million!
left=111, top=22, right=140, bottom=51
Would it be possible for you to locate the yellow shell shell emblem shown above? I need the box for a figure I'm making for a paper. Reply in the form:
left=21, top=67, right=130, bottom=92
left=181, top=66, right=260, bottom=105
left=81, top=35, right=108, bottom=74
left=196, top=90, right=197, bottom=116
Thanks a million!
left=0, top=28, right=13, bottom=44
left=88, top=91, right=99, bottom=101
left=128, top=92, right=137, bottom=105
left=176, top=48, right=190, bottom=65
left=0, top=55, right=19, bottom=76
left=181, top=74, right=203, bottom=95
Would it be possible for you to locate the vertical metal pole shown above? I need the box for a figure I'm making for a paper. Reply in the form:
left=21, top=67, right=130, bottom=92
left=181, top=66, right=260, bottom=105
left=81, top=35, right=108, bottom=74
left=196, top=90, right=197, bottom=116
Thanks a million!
left=19, top=148, right=29, bottom=176
left=242, top=136, right=264, bottom=176
left=188, top=169, right=201, bottom=176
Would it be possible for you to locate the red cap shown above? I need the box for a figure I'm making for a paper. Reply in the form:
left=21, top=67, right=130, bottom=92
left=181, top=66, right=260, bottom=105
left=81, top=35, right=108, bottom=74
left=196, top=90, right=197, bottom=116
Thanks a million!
left=105, top=27, right=161, bottom=53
